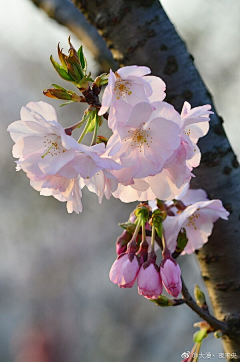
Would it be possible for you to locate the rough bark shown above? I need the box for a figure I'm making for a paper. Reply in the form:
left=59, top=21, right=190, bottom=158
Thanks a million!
left=72, top=0, right=240, bottom=356
left=29, top=0, right=117, bottom=72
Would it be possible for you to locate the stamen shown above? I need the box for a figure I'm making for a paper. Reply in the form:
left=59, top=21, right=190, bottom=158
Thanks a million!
left=130, top=128, right=150, bottom=149
left=41, top=136, right=64, bottom=158
left=187, top=209, right=200, bottom=230
left=114, top=73, right=132, bottom=99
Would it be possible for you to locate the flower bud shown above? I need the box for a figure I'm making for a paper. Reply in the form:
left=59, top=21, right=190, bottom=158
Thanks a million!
left=116, top=230, right=132, bottom=256
left=194, top=285, right=207, bottom=309
left=109, top=253, right=140, bottom=288
left=160, top=255, right=182, bottom=297
left=43, top=87, right=85, bottom=102
left=137, top=252, right=162, bottom=299
left=137, top=239, right=149, bottom=265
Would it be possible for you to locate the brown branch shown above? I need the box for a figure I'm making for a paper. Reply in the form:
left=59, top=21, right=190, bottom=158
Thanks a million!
left=181, top=278, right=227, bottom=333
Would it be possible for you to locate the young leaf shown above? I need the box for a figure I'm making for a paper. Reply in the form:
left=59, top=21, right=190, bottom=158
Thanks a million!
left=50, top=56, right=73, bottom=82
left=78, top=45, right=87, bottom=72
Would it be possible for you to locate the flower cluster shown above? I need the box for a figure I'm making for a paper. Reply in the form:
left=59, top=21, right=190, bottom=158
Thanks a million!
left=8, top=42, right=229, bottom=304
left=109, top=209, right=182, bottom=300
left=8, top=62, right=212, bottom=213
left=8, top=102, right=121, bottom=213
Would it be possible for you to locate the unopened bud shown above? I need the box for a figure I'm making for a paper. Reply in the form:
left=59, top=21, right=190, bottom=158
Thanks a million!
left=116, top=230, right=132, bottom=256
left=43, top=87, right=84, bottom=102
left=214, top=330, right=223, bottom=338
left=160, top=253, right=182, bottom=298
left=137, top=251, right=162, bottom=299
left=137, top=239, right=149, bottom=264
left=109, top=253, right=140, bottom=289
left=194, top=285, right=207, bottom=309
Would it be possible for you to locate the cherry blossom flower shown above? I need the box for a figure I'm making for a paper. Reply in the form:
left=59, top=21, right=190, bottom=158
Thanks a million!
left=109, top=253, right=140, bottom=288
left=8, top=102, right=122, bottom=182
left=107, top=101, right=181, bottom=184
left=8, top=102, right=124, bottom=211
left=98, top=66, right=166, bottom=118
left=160, top=257, right=182, bottom=297
left=8, top=101, right=80, bottom=177
left=163, top=199, right=229, bottom=254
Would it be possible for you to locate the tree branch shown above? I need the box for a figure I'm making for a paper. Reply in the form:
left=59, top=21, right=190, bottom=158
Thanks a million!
left=181, top=278, right=227, bottom=333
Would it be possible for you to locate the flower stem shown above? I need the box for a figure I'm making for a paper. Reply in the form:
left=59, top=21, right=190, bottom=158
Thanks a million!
left=141, top=218, right=146, bottom=242
left=132, top=218, right=142, bottom=241
left=151, top=225, right=155, bottom=252
left=78, top=116, right=92, bottom=143
left=64, top=118, right=87, bottom=135
left=91, top=114, right=99, bottom=146
left=161, top=229, right=167, bottom=251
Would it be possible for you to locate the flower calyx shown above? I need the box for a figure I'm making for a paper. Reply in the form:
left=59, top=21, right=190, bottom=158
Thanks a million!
left=172, top=228, right=188, bottom=258
left=134, top=203, right=150, bottom=224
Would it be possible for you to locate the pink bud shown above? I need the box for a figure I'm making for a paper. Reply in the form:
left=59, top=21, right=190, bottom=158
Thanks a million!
left=116, top=230, right=132, bottom=256
left=160, top=259, right=182, bottom=297
left=109, top=253, right=140, bottom=288
left=137, top=253, right=162, bottom=299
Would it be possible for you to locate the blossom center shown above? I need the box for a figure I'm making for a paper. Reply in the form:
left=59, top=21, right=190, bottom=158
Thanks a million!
left=114, top=73, right=132, bottom=99
left=126, top=126, right=153, bottom=151
left=186, top=210, right=200, bottom=230
left=42, top=135, right=65, bottom=158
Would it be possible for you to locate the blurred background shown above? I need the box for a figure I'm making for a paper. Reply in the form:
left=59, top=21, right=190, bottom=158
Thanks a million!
left=0, top=0, right=239, bottom=361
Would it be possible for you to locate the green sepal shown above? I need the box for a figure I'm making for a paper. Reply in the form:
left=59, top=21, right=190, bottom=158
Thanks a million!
left=152, top=209, right=164, bottom=237
left=94, top=73, right=109, bottom=86
left=176, top=228, right=188, bottom=253
left=193, top=329, right=208, bottom=343
left=119, top=222, right=136, bottom=234
left=78, top=45, right=87, bottom=72
left=50, top=56, right=74, bottom=82
left=98, top=116, right=104, bottom=127
left=85, top=110, right=98, bottom=134
left=134, top=205, right=149, bottom=223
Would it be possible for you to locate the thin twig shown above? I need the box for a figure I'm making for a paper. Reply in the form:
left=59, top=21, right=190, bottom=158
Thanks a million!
left=181, top=277, right=228, bottom=333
